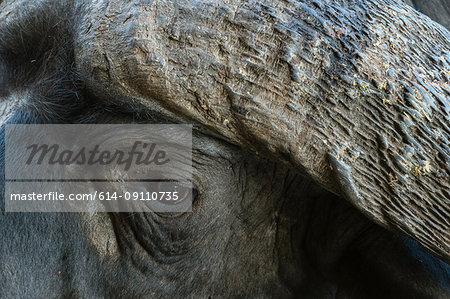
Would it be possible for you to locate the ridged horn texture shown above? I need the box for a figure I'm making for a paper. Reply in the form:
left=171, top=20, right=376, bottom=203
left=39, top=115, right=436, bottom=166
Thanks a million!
left=75, top=0, right=450, bottom=263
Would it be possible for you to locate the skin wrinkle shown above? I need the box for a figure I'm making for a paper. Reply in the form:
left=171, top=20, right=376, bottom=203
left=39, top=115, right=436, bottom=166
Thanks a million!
left=74, top=0, right=450, bottom=264
left=0, top=0, right=449, bottom=298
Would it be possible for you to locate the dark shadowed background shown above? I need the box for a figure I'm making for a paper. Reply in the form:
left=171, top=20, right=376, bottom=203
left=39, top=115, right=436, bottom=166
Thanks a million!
left=405, top=0, right=450, bottom=29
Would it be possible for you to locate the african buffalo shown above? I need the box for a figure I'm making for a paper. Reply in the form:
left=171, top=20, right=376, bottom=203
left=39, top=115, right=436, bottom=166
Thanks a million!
left=0, top=0, right=449, bottom=298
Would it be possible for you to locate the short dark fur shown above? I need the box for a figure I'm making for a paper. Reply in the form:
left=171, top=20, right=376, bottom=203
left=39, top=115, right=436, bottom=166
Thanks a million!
left=0, top=1, right=87, bottom=122
left=0, top=1, right=449, bottom=298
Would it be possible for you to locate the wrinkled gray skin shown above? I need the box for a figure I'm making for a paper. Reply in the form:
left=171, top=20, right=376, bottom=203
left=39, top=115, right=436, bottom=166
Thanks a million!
left=1, top=138, right=449, bottom=298
left=0, top=0, right=449, bottom=298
